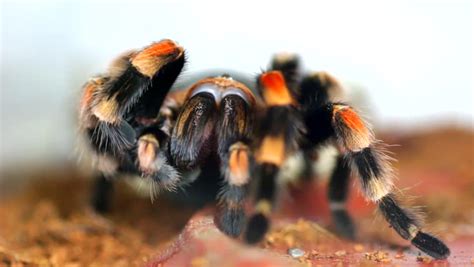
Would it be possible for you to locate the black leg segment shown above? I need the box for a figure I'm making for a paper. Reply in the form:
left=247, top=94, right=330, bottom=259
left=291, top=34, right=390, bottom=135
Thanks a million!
left=378, top=194, right=450, bottom=259
left=328, top=155, right=355, bottom=240
left=91, top=174, right=114, bottom=213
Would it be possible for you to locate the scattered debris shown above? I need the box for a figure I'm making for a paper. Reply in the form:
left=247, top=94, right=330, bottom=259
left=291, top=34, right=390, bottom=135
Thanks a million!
left=364, top=251, right=391, bottom=263
left=265, top=219, right=340, bottom=252
left=416, top=255, right=432, bottom=264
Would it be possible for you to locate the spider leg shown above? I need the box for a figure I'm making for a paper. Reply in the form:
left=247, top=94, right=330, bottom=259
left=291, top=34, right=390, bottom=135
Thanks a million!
left=80, top=76, right=126, bottom=213
left=136, top=128, right=180, bottom=193
left=83, top=39, right=184, bottom=155
left=80, top=39, right=185, bottom=211
left=281, top=72, right=345, bottom=182
left=327, top=154, right=355, bottom=240
left=91, top=173, right=114, bottom=213
left=81, top=75, right=137, bottom=156
left=300, top=72, right=449, bottom=259
left=245, top=71, right=304, bottom=244
left=133, top=90, right=193, bottom=193
left=215, top=92, right=254, bottom=237
left=216, top=142, right=251, bottom=237
left=330, top=104, right=449, bottom=259
left=298, top=72, right=355, bottom=237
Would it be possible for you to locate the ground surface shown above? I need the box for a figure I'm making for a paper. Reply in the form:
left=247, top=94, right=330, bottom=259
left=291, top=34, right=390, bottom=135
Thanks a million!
left=0, top=127, right=473, bottom=266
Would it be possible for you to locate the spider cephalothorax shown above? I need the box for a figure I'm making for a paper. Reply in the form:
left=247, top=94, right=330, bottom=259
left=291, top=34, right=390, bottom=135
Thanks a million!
left=79, top=39, right=450, bottom=259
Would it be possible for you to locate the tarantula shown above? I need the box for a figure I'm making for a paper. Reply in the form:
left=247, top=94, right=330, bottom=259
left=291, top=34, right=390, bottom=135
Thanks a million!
left=78, top=39, right=450, bottom=259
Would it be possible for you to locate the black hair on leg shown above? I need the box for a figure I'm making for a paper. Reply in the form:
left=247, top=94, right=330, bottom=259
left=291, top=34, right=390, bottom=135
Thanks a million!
left=170, top=93, right=217, bottom=170
left=378, top=194, right=450, bottom=259
left=215, top=91, right=254, bottom=238
left=270, top=53, right=301, bottom=95
left=244, top=70, right=305, bottom=244
left=216, top=184, right=247, bottom=237
left=244, top=163, right=278, bottom=244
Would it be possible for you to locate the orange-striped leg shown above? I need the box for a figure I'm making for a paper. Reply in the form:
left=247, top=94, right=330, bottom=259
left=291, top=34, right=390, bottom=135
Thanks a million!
left=330, top=104, right=450, bottom=259
left=216, top=142, right=251, bottom=237
left=245, top=71, right=305, bottom=243
left=80, top=39, right=185, bottom=212
left=81, top=39, right=184, bottom=156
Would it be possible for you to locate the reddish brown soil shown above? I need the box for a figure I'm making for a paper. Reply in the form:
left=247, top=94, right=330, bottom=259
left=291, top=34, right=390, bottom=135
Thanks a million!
left=0, top=127, right=473, bottom=266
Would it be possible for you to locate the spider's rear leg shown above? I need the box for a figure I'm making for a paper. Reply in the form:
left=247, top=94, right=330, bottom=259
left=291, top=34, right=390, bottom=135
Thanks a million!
left=300, top=72, right=449, bottom=258
left=91, top=173, right=114, bottom=213
left=328, top=155, right=355, bottom=240
left=329, top=103, right=450, bottom=259
left=245, top=71, right=304, bottom=244
left=299, top=72, right=356, bottom=239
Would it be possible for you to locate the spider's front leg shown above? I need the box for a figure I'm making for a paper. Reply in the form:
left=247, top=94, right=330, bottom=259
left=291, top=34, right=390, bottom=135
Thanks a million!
left=81, top=40, right=184, bottom=155
left=79, top=39, right=185, bottom=211
left=301, top=73, right=450, bottom=259
left=244, top=71, right=305, bottom=243
left=215, top=91, right=255, bottom=237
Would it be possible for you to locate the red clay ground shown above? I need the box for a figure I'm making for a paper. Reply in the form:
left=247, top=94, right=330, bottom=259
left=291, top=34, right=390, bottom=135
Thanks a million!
left=0, top=127, right=473, bottom=266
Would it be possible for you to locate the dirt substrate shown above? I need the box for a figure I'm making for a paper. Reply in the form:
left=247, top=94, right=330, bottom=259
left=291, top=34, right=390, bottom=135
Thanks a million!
left=0, top=127, right=473, bottom=266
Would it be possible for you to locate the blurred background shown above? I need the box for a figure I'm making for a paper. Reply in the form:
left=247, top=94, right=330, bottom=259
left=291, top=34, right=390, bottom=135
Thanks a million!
left=1, top=1, right=473, bottom=266
left=1, top=0, right=472, bottom=173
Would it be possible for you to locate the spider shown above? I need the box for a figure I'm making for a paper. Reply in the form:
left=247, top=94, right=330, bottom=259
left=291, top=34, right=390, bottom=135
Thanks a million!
left=78, top=39, right=450, bottom=259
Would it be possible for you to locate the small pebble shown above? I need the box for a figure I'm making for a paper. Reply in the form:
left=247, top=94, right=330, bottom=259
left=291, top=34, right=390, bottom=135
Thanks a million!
left=288, top=247, right=305, bottom=258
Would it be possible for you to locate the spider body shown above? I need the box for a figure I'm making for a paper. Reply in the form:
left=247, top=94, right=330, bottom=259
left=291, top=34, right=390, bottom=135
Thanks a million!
left=79, top=39, right=450, bottom=259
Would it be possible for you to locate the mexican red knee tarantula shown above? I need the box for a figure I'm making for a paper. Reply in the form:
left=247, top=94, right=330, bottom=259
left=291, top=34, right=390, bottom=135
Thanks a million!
left=79, top=39, right=450, bottom=259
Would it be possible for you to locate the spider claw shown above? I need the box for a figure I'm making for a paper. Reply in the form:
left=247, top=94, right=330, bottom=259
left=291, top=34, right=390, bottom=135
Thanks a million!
left=412, top=231, right=450, bottom=260
left=244, top=213, right=269, bottom=244
left=331, top=210, right=356, bottom=240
